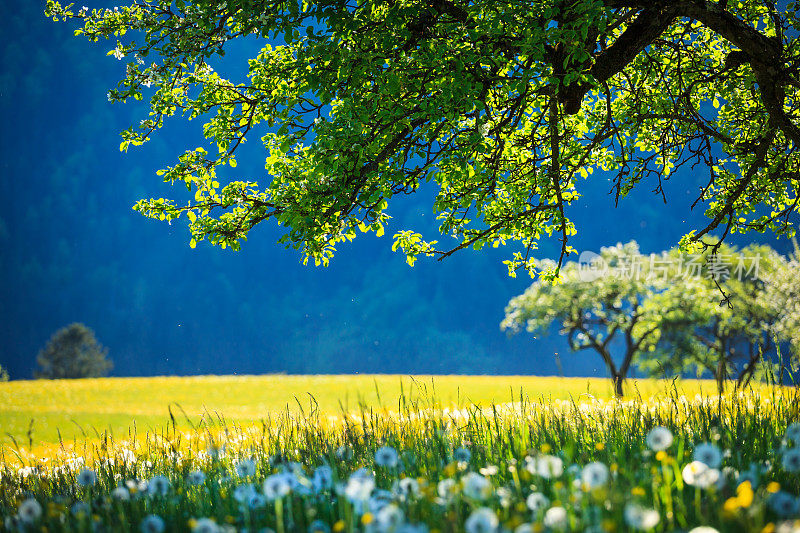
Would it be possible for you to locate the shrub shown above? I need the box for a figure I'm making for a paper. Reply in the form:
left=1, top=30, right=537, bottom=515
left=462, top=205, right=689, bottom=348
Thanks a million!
left=36, top=323, right=112, bottom=379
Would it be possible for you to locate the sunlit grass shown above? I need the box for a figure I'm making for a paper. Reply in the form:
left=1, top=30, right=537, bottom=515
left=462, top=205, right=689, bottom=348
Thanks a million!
left=1, top=384, right=798, bottom=532
left=0, top=375, right=733, bottom=456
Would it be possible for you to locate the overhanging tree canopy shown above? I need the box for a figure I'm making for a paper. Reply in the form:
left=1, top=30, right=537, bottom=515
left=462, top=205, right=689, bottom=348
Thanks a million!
left=46, top=0, right=800, bottom=275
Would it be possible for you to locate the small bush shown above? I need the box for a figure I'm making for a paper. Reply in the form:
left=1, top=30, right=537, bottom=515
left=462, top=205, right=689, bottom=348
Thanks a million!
left=36, top=323, right=112, bottom=379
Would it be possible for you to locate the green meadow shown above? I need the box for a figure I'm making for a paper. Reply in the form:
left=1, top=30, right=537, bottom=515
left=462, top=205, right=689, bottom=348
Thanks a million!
left=0, top=375, right=725, bottom=455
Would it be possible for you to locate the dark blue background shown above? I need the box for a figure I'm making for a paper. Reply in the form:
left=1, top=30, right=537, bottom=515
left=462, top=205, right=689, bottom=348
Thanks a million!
left=0, top=2, right=792, bottom=380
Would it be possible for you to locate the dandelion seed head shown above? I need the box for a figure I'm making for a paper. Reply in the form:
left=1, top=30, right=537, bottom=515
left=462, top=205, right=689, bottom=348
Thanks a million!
left=77, top=468, right=97, bottom=487
left=624, top=503, right=660, bottom=530
left=464, top=507, right=498, bottom=533
left=140, top=514, right=165, bottom=533
left=375, top=446, right=399, bottom=468
left=17, top=498, right=42, bottom=524
left=693, top=442, right=723, bottom=468
left=646, top=426, right=673, bottom=451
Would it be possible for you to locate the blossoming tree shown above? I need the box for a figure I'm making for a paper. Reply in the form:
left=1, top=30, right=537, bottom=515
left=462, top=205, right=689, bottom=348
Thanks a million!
left=44, top=0, right=800, bottom=277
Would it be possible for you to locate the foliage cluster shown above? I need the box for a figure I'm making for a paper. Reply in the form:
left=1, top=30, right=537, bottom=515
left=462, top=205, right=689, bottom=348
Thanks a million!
left=503, top=241, right=800, bottom=396
left=43, top=0, right=800, bottom=275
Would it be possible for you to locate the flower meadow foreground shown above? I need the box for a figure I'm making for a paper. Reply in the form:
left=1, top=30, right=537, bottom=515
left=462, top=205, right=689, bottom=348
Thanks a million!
left=2, top=390, right=800, bottom=532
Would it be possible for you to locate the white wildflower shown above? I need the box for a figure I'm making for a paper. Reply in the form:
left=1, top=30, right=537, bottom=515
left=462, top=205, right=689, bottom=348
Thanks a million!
left=187, top=470, right=206, bottom=485
left=437, top=478, right=458, bottom=502
left=375, top=446, right=399, bottom=468
left=344, top=469, right=374, bottom=503
left=147, top=475, right=170, bottom=496
left=464, top=507, right=498, bottom=533
left=543, top=506, right=569, bottom=530
left=454, top=447, right=472, bottom=463
left=624, top=503, right=660, bottom=530
left=526, top=492, right=549, bottom=512
left=312, top=465, right=333, bottom=492
left=461, top=472, right=491, bottom=500
left=682, top=461, right=720, bottom=489
left=693, top=443, right=723, bottom=468
left=376, top=504, right=405, bottom=529
left=368, top=489, right=393, bottom=513
left=264, top=473, right=293, bottom=500
left=785, top=422, right=800, bottom=444
left=394, top=477, right=420, bottom=500
left=646, top=426, right=674, bottom=451
left=17, top=498, right=42, bottom=524
left=140, top=515, right=165, bottom=533
left=782, top=447, right=800, bottom=472
left=233, top=483, right=257, bottom=503
left=769, top=491, right=799, bottom=517
left=111, top=486, right=130, bottom=500
left=235, top=459, right=256, bottom=477
left=77, top=468, right=97, bottom=487
left=526, top=455, right=563, bottom=478
left=192, top=517, right=219, bottom=533
left=581, top=462, right=610, bottom=489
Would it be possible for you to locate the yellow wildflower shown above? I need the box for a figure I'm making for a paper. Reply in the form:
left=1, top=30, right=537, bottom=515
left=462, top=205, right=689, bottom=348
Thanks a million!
left=362, top=513, right=374, bottom=525
left=736, top=480, right=754, bottom=507
left=333, top=520, right=345, bottom=532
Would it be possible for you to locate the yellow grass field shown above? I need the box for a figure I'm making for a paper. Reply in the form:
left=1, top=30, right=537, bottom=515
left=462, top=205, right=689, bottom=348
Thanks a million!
left=0, top=374, right=737, bottom=457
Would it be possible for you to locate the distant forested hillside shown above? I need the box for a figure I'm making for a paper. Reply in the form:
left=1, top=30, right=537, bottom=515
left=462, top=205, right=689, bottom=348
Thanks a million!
left=0, top=2, right=793, bottom=379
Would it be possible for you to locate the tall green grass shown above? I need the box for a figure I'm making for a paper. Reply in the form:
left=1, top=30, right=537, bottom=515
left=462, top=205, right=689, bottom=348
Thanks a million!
left=1, top=386, right=799, bottom=532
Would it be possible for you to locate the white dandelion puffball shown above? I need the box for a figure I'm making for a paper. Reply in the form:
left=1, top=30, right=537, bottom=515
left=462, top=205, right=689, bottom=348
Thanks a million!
left=464, top=507, right=499, bottom=533
left=395, top=477, right=421, bottom=499
left=248, top=493, right=267, bottom=509
left=454, top=447, right=472, bottom=463
left=461, top=472, right=492, bottom=500
left=187, top=470, right=206, bottom=486
left=111, top=486, right=131, bottom=500
left=375, top=446, right=399, bottom=468
left=646, top=426, right=674, bottom=451
left=191, top=517, right=219, bottom=533
left=581, top=462, right=610, bottom=489
left=526, top=491, right=550, bottom=512
left=71, top=502, right=91, bottom=518
left=264, top=472, right=293, bottom=500
left=693, top=442, right=723, bottom=468
left=782, top=447, right=800, bottom=472
left=785, top=422, right=800, bottom=443
left=437, top=478, right=458, bottom=501
left=313, top=465, right=333, bottom=492
left=527, top=454, right=564, bottom=478
left=344, top=470, right=375, bottom=502
left=17, top=498, right=42, bottom=524
left=514, top=525, right=535, bottom=533
left=688, top=528, right=720, bottom=533
left=368, top=489, right=393, bottom=513
left=140, top=514, right=165, bottom=533
left=235, top=459, right=256, bottom=477
left=769, top=491, right=800, bottom=517
left=624, top=503, right=660, bottom=530
left=77, top=468, right=97, bottom=487
left=376, top=504, right=405, bottom=529
left=147, top=475, right=170, bottom=496
left=682, top=461, right=720, bottom=489
left=543, top=506, right=569, bottom=530
left=233, top=483, right=257, bottom=503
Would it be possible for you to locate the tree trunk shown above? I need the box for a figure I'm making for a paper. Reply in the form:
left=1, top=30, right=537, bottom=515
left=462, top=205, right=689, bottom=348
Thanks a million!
left=715, top=356, right=726, bottom=395
left=613, top=373, right=625, bottom=398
